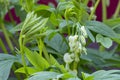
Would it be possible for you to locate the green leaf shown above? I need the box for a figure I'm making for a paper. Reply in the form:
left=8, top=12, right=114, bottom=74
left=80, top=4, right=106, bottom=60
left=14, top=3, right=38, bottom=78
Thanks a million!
left=85, top=21, right=118, bottom=38
left=34, top=5, right=50, bottom=12
left=86, top=27, right=95, bottom=42
left=15, top=67, right=37, bottom=74
left=10, top=22, right=23, bottom=32
left=96, top=34, right=112, bottom=48
left=81, top=48, right=120, bottom=68
left=8, top=77, right=17, bottom=80
left=82, top=72, right=94, bottom=80
left=49, top=55, right=67, bottom=73
left=67, top=77, right=81, bottom=80
left=57, top=2, right=72, bottom=13
left=0, top=53, right=17, bottom=61
left=44, top=33, right=69, bottom=54
left=112, top=38, right=120, bottom=44
left=34, top=5, right=51, bottom=18
left=25, top=47, right=49, bottom=70
left=14, top=5, right=27, bottom=21
left=92, top=70, right=120, bottom=80
left=0, top=1, right=8, bottom=19
left=0, top=60, right=13, bottom=80
left=49, top=55, right=60, bottom=65
left=49, top=13, right=59, bottom=26
left=35, top=10, right=51, bottom=18
left=104, top=18, right=120, bottom=27
left=0, top=54, right=18, bottom=80
left=113, top=24, right=120, bottom=34
left=28, top=71, right=61, bottom=80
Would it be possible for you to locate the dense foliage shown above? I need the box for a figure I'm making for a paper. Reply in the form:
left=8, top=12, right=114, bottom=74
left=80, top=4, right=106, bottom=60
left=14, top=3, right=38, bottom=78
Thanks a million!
left=0, top=0, right=120, bottom=80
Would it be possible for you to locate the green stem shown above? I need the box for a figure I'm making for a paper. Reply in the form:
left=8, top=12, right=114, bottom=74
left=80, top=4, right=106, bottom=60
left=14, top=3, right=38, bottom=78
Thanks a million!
left=102, top=0, right=107, bottom=21
left=42, top=41, right=50, bottom=62
left=19, top=35, right=29, bottom=77
left=67, top=21, right=70, bottom=36
left=88, top=0, right=100, bottom=20
left=73, top=61, right=78, bottom=71
left=113, top=0, right=120, bottom=18
left=0, top=22, right=14, bottom=51
left=0, top=38, right=8, bottom=53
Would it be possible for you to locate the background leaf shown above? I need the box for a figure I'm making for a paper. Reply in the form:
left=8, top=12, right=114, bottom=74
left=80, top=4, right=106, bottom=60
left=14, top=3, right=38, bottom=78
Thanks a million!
left=44, top=33, right=69, bottom=55
left=92, top=70, right=120, bottom=80
left=81, top=48, right=120, bottom=68
left=96, top=34, right=112, bottom=48
left=85, top=21, right=118, bottom=38
left=0, top=54, right=19, bottom=80
left=28, top=71, right=60, bottom=80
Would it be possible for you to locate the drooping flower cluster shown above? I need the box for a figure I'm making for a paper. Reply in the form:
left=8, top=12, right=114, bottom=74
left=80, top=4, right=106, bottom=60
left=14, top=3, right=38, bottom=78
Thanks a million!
left=63, top=26, right=87, bottom=71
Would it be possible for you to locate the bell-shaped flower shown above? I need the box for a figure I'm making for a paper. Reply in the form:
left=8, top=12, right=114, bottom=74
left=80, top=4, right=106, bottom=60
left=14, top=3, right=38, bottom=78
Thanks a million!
left=80, top=35, right=86, bottom=46
left=80, top=26, right=87, bottom=38
left=63, top=53, right=74, bottom=64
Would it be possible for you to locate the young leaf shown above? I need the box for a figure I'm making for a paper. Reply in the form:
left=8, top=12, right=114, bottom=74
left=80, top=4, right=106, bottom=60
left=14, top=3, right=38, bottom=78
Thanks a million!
left=24, top=47, right=50, bottom=70
left=82, top=72, right=94, bottom=80
left=15, top=67, right=37, bottom=74
left=49, top=55, right=67, bottom=73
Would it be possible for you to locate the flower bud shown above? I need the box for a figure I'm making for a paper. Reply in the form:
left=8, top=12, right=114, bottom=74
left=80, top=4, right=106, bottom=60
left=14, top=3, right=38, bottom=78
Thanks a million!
left=80, top=26, right=87, bottom=38
left=69, top=36, right=74, bottom=42
left=70, top=53, right=75, bottom=59
left=69, top=42, right=75, bottom=52
left=69, top=35, right=78, bottom=43
left=82, top=47, right=87, bottom=55
left=80, top=35, right=86, bottom=46
left=74, top=35, right=78, bottom=41
left=69, top=35, right=79, bottom=52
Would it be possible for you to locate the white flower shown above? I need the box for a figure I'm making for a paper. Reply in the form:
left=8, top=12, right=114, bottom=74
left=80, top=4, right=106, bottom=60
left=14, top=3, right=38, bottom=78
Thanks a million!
left=80, top=35, right=86, bottom=45
left=82, top=47, right=87, bottom=55
left=80, top=26, right=87, bottom=38
left=69, top=35, right=78, bottom=42
left=69, top=35, right=79, bottom=52
left=74, top=42, right=82, bottom=54
left=63, top=53, right=73, bottom=64
left=69, top=36, right=74, bottom=42
left=69, top=42, right=75, bottom=52
left=74, top=35, right=78, bottom=41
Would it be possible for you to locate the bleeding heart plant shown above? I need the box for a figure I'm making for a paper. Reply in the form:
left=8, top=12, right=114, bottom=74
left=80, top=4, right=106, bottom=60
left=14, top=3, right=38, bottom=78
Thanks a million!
left=0, top=0, right=120, bottom=80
